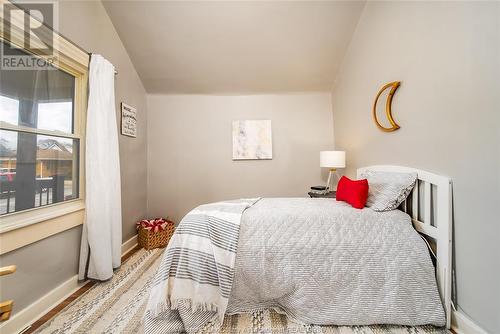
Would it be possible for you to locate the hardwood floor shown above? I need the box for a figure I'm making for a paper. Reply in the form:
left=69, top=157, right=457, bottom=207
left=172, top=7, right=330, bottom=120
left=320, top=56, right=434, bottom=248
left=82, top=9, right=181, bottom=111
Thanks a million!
left=23, top=245, right=140, bottom=334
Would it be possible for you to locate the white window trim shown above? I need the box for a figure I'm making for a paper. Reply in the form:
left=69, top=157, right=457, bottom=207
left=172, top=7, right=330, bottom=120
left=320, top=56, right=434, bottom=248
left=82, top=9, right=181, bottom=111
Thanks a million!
left=0, top=199, right=85, bottom=234
left=0, top=0, right=89, bottom=251
left=0, top=204, right=84, bottom=255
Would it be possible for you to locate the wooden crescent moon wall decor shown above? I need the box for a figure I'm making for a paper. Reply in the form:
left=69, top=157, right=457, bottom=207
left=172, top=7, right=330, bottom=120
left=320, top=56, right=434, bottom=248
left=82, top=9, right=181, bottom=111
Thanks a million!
left=372, top=81, right=401, bottom=132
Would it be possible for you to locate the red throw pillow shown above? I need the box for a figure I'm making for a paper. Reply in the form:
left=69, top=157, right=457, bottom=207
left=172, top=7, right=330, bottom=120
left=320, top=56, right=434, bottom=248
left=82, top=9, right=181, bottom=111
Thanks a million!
left=336, top=176, right=369, bottom=209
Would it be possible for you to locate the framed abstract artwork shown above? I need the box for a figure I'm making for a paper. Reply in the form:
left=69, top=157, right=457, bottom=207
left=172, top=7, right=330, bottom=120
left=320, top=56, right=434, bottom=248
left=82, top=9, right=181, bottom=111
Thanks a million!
left=232, top=120, right=272, bottom=160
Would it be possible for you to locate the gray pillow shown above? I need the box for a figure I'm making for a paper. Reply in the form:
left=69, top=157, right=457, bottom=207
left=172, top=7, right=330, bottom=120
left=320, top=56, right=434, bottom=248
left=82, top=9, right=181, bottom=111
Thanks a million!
left=361, top=170, right=417, bottom=212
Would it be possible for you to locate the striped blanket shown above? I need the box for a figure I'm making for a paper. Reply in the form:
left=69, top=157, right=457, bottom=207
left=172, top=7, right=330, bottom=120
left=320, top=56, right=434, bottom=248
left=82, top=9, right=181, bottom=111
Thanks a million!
left=144, top=198, right=260, bottom=334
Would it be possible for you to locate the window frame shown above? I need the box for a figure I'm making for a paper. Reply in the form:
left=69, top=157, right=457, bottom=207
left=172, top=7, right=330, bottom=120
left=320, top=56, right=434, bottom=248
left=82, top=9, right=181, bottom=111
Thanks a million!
left=0, top=0, right=89, bottom=252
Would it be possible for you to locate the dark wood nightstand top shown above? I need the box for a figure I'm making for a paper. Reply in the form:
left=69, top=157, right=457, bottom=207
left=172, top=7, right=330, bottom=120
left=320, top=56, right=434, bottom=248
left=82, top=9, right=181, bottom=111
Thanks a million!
left=308, top=191, right=336, bottom=198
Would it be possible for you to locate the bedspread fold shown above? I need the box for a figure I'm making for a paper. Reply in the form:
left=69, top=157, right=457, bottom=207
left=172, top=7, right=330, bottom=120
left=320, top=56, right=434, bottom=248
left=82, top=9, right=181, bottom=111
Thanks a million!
left=144, top=198, right=260, bottom=334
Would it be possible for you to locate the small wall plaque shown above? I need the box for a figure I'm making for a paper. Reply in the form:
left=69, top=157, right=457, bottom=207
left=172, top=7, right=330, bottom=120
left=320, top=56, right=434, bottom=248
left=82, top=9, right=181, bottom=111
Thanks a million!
left=121, top=102, right=137, bottom=137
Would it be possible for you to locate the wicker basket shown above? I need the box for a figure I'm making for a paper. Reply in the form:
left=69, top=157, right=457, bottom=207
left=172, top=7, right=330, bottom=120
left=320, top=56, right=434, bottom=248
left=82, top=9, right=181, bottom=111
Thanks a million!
left=138, top=220, right=175, bottom=250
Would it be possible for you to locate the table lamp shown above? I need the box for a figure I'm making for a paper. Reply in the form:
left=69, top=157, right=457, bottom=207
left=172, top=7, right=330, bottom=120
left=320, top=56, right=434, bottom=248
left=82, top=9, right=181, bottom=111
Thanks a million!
left=320, top=151, right=346, bottom=193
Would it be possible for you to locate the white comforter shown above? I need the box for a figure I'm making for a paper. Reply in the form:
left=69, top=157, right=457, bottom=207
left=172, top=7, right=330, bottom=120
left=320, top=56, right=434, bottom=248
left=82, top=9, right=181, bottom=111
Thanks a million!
left=227, top=198, right=445, bottom=326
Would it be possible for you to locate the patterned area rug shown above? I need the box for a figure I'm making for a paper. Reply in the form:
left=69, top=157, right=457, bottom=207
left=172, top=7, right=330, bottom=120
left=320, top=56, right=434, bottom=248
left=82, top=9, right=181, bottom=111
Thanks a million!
left=35, top=248, right=449, bottom=333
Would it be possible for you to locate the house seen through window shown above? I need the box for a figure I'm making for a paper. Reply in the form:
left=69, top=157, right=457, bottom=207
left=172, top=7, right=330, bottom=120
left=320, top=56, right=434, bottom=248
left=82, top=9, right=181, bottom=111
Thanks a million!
left=0, top=42, right=79, bottom=216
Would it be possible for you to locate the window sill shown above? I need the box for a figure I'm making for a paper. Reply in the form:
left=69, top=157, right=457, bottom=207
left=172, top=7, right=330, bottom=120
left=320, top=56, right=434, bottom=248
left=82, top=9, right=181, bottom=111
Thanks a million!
left=0, top=200, right=85, bottom=234
left=0, top=200, right=85, bottom=255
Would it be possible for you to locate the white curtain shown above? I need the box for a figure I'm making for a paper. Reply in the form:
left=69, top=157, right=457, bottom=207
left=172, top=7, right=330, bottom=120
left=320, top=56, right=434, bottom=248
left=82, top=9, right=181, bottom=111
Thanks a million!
left=79, top=55, right=122, bottom=281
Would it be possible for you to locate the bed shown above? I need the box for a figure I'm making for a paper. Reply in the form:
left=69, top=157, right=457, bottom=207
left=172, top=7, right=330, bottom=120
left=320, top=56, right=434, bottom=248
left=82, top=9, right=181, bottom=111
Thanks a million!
left=144, top=166, right=452, bottom=333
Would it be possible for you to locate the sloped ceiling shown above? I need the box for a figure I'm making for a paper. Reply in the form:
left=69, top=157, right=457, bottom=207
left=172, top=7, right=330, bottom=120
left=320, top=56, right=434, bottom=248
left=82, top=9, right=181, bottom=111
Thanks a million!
left=102, top=1, right=365, bottom=94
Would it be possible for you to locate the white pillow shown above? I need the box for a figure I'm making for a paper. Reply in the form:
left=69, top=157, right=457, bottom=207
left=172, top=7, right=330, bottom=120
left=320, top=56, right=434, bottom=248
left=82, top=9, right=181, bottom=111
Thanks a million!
left=361, top=170, right=417, bottom=212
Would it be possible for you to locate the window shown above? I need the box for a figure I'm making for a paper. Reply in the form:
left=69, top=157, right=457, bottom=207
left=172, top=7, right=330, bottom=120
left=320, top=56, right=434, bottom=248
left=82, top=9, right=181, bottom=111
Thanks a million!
left=0, top=4, right=89, bottom=252
left=0, top=42, right=81, bottom=215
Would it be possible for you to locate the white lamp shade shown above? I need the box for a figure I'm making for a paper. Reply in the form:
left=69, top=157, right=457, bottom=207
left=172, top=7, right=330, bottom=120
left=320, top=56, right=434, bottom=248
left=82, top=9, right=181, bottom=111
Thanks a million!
left=320, top=151, right=345, bottom=168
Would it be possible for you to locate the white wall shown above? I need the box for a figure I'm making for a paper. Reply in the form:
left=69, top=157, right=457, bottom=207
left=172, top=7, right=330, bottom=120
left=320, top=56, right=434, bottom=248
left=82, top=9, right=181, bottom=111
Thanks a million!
left=331, top=2, right=500, bottom=333
left=147, top=93, right=334, bottom=222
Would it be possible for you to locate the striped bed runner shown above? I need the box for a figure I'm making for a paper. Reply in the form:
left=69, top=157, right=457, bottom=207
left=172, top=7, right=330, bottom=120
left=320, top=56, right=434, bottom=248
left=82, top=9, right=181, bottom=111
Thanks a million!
left=144, top=198, right=260, bottom=334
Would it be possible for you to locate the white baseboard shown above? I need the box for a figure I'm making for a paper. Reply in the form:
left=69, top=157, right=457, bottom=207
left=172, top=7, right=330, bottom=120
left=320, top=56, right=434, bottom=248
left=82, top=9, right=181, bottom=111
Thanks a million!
left=121, top=234, right=138, bottom=257
left=0, top=274, right=83, bottom=334
left=452, top=310, right=489, bottom=334
left=1, top=235, right=139, bottom=334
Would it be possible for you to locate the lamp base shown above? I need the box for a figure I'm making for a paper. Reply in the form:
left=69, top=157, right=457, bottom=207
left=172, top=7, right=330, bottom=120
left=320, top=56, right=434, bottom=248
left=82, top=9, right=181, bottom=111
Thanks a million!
left=324, top=168, right=338, bottom=194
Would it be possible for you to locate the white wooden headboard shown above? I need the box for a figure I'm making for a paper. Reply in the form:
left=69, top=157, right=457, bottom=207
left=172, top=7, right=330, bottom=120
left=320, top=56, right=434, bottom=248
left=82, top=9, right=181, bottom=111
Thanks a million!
left=357, top=165, right=452, bottom=329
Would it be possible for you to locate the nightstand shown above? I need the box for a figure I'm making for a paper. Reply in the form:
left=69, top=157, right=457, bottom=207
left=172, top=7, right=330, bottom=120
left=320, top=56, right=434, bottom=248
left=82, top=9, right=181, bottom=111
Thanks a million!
left=308, top=191, right=336, bottom=198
